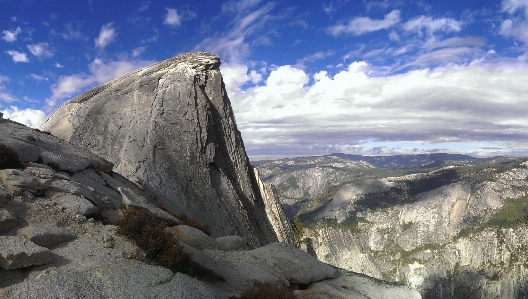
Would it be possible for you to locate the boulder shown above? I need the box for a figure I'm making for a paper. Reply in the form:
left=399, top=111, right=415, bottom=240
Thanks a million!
left=297, top=270, right=423, bottom=299
left=0, top=209, right=17, bottom=232
left=45, top=179, right=110, bottom=210
left=204, top=242, right=337, bottom=291
left=93, top=259, right=228, bottom=299
left=248, top=242, right=338, bottom=284
left=0, top=169, right=52, bottom=194
left=52, top=192, right=99, bottom=216
left=215, top=235, right=246, bottom=251
left=0, top=236, right=52, bottom=269
left=72, top=171, right=122, bottom=207
left=118, top=187, right=179, bottom=223
left=19, top=224, right=77, bottom=248
left=0, top=119, right=113, bottom=172
left=166, top=225, right=219, bottom=250
left=24, top=165, right=55, bottom=180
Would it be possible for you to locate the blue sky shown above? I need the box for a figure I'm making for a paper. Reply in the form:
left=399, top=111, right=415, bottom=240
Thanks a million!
left=1, top=0, right=528, bottom=160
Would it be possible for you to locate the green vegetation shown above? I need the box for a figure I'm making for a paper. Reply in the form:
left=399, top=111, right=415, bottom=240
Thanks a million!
left=292, top=215, right=304, bottom=241
left=240, top=282, right=294, bottom=299
left=456, top=193, right=528, bottom=241
left=0, top=143, right=22, bottom=169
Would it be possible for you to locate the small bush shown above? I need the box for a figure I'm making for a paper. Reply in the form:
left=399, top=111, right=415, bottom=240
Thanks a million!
left=0, top=143, right=22, bottom=169
left=116, top=208, right=191, bottom=272
left=176, top=212, right=212, bottom=236
left=240, top=282, right=295, bottom=299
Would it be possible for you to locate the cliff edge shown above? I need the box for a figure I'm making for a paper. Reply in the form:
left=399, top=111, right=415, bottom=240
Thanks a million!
left=40, top=52, right=291, bottom=247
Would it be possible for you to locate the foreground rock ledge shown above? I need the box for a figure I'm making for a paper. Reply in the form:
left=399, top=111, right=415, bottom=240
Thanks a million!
left=40, top=52, right=294, bottom=247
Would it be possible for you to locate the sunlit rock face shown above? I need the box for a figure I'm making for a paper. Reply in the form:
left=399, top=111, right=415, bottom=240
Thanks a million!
left=258, top=155, right=528, bottom=298
left=40, top=52, right=285, bottom=247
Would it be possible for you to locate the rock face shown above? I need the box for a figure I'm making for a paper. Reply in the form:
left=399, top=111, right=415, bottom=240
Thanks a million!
left=259, top=154, right=528, bottom=298
left=40, top=52, right=288, bottom=248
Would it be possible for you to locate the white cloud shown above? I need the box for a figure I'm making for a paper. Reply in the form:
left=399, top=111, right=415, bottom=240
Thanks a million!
left=45, top=58, right=154, bottom=110
left=500, top=0, right=528, bottom=43
left=54, top=62, right=64, bottom=68
left=58, top=23, right=85, bottom=41
left=95, top=23, right=117, bottom=49
left=2, top=27, right=21, bottom=42
left=295, top=51, right=334, bottom=68
left=164, top=8, right=182, bottom=27
left=221, top=64, right=263, bottom=96
left=403, top=16, right=462, bottom=36
left=328, top=10, right=400, bottom=36
left=1, top=106, right=46, bottom=128
left=163, top=7, right=195, bottom=27
left=502, top=0, right=528, bottom=15
left=27, top=42, right=54, bottom=58
left=29, top=74, right=48, bottom=81
left=6, top=50, right=29, bottom=63
left=0, top=75, right=16, bottom=103
left=132, top=47, right=146, bottom=57
left=229, top=61, right=528, bottom=158
left=194, top=2, right=275, bottom=63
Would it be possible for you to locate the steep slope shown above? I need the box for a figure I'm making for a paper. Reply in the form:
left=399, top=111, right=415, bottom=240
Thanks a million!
left=1, top=104, right=421, bottom=299
left=40, top=52, right=292, bottom=247
left=258, top=154, right=528, bottom=298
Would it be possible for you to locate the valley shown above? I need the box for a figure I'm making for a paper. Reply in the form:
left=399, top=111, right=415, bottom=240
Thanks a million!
left=256, top=154, right=528, bottom=298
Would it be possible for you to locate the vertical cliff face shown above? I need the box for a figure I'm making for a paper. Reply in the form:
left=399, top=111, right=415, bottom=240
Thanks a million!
left=253, top=168, right=296, bottom=244
left=40, top=52, right=289, bottom=248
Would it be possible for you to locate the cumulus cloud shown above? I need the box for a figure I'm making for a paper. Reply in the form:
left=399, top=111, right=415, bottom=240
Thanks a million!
left=221, top=64, right=263, bottom=96
left=45, top=58, right=154, bottom=110
left=6, top=50, right=29, bottom=63
left=229, top=61, right=528, bottom=159
left=328, top=10, right=400, bottom=36
left=54, top=62, right=64, bottom=68
left=95, top=23, right=117, bottom=49
left=2, top=27, right=21, bottom=42
left=163, top=7, right=196, bottom=27
left=1, top=106, right=46, bottom=128
left=27, top=42, right=54, bottom=58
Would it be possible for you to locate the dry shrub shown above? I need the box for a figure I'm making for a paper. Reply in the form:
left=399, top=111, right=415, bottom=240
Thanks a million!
left=240, top=282, right=295, bottom=299
left=176, top=212, right=212, bottom=236
left=116, top=208, right=190, bottom=272
left=0, top=143, right=22, bottom=169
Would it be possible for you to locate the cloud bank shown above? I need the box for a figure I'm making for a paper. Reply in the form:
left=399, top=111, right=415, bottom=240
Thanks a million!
left=226, top=61, right=528, bottom=159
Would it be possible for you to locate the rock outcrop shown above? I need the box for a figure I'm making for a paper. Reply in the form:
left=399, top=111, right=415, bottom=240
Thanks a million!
left=40, top=52, right=288, bottom=248
left=0, top=54, right=423, bottom=298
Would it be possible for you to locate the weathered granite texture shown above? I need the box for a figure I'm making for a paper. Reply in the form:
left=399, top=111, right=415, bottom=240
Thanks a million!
left=40, top=52, right=288, bottom=248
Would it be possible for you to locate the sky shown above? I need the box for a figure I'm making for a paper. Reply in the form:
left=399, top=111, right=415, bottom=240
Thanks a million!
left=1, top=0, right=528, bottom=160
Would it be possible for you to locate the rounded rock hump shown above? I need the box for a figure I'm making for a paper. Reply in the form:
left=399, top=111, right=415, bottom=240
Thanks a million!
left=40, top=52, right=278, bottom=248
